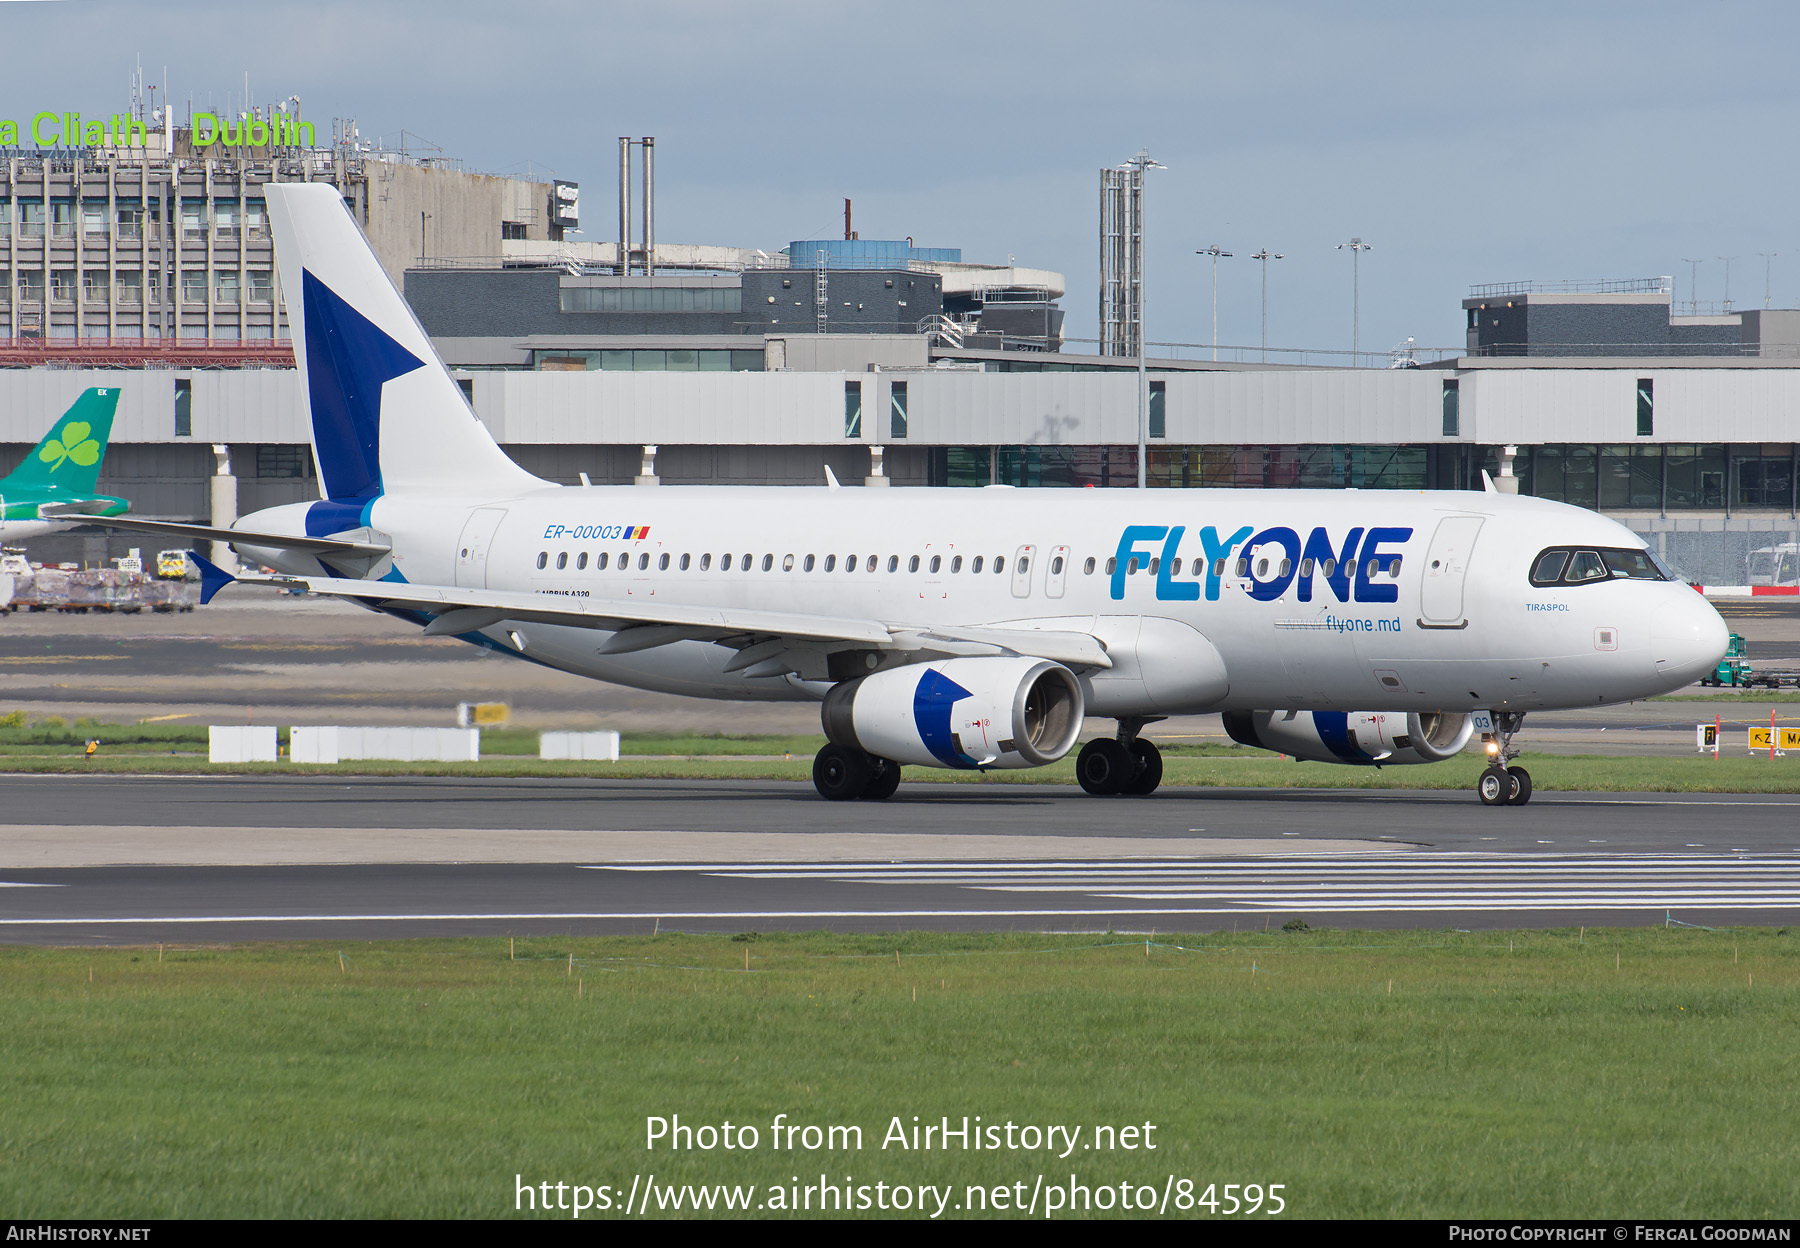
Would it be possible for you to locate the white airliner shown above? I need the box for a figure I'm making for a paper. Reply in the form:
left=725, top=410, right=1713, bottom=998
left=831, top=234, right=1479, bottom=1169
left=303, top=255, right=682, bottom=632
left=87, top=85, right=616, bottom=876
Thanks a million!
left=82, top=184, right=1729, bottom=805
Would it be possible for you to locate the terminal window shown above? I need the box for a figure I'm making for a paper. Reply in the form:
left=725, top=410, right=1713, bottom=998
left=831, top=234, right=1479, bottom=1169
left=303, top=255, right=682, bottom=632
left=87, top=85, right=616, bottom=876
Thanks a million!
left=174, top=379, right=192, bottom=438
left=845, top=382, right=863, bottom=438
left=1442, top=379, right=1459, bottom=437
left=1636, top=378, right=1653, bottom=437
left=1149, top=380, right=1166, bottom=439
left=890, top=381, right=908, bottom=439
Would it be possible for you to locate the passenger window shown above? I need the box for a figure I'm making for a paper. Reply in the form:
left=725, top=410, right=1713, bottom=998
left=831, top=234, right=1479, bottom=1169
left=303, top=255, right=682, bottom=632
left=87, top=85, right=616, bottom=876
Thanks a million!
left=887, top=555, right=898, bottom=572
left=700, top=553, right=711, bottom=571
left=1169, top=557, right=1180, bottom=576
left=617, top=550, right=628, bottom=568
left=825, top=555, right=837, bottom=572
left=577, top=552, right=588, bottom=570
left=1126, top=557, right=1139, bottom=575
left=679, top=553, right=690, bottom=570
left=973, top=556, right=985, bottom=574
left=1106, top=557, right=1116, bottom=574
left=804, top=554, right=816, bottom=572
left=1256, top=556, right=1269, bottom=578
left=1234, top=557, right=1249, bottom=577
left=951, top=556, right=963, bottom=573
left=930, top=555, right=942, bottom=573
left=909, top=555, right=920, bottom=572
left=995, top=556, right=1006, bottom=574
left=1387, top=556, right=1401, bottom=578
left=1211, top=558, right=1224, bottom=577
left=845, top=553, right=856, bottom=571
left=1566, top=550, right=1607, bottom=582
left=659, top=553, right=670, bottom=571
left=536, top=552, right=547, bottom=569
left=1148, top=557, right=1159, bottom=575
left=866, top=555, right=877, bottom=572
left=1365, top=558, right=1379, bottom=579
left=1279, top=558, right=1292, bottom=578
left=1299, top=558, right=1313, bottom=577
left=1017, top=556, right=1028, bottom=573
left=1051, top=556, right=1063, bottom=574
left=1322, top=558, right=1336, bottom=578
left=597, top=552, right=609, bottom=570
left=762, top=554, right=774, bottom=571
left=638, top=553, right=649, bottom=570
left=1084, top=557, right=1096, bottom=575
left=556, top=552, right=568, bottom=570
left=722, top=553, right=734, bottom=571
left=783, top=554, right=795, bottom=571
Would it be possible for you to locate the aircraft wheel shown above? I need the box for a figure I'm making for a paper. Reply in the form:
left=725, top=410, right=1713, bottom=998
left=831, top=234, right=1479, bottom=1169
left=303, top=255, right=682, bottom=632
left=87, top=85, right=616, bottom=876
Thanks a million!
left=1122, top=739, right=1164, bottom=796
left=1076, top=738, right=1132, bottom=795
left=1505, top=765, right=1533, bottom=806
left=1477, top=765, right=1511, bottom=806
left=860, top=758, right=902, bottom=801
left=813, top=744, right=874, bottom=801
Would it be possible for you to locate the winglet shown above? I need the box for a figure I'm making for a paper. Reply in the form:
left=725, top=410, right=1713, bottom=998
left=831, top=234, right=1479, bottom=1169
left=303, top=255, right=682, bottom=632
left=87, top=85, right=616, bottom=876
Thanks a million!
left=1480, top=469, right=1498, bottom=493
left=823, top=465, right=841, bottom=490
left=187, top=550, right=237, bottom=605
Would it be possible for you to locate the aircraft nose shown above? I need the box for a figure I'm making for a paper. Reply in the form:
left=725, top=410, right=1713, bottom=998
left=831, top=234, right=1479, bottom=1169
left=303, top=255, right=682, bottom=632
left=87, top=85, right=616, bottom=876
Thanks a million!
left=1648, top=587, right=1730, bottom=691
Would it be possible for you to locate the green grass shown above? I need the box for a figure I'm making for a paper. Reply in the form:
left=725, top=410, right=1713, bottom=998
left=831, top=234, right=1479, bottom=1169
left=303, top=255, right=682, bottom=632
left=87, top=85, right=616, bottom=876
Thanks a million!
left=1, top=929, right=1796, bottom=1218
left=9, top=747, right=1800, bottom=793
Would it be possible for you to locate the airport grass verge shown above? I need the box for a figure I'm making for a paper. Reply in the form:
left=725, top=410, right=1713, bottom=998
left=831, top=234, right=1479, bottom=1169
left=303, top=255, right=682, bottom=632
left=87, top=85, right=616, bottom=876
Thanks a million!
left=0, top=928, right=1794, bottom=1218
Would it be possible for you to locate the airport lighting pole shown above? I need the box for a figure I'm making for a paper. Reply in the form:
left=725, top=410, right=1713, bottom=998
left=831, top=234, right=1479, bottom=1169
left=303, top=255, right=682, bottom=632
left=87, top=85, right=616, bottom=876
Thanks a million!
left=1718, top=255, right=1739, bottom=310
left=1120, top=148, right=1165, bottom=489
left=1758, top=253, right=1778, bottom=309
left=1336, top=237, right=1372, bottom=365
left=1251, top=249, right=1283, bottom=363
left=1197, top=246, right=1232, bottom=361
left=1681, top=259, right=1703, bottom=314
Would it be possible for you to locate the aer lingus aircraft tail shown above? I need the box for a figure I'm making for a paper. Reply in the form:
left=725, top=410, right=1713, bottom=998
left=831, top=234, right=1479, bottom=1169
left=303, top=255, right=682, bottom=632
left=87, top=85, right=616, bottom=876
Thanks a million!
left=0, top=387, right=128, bottom=538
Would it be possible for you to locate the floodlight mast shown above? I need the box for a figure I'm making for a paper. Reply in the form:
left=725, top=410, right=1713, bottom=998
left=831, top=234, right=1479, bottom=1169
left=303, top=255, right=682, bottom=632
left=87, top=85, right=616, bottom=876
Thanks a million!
left=1251, top=248, right=1283, bottom=363
left=1337, top=237, right=1372, bottom=365
left=1198, top=246, right=1232, bottom=361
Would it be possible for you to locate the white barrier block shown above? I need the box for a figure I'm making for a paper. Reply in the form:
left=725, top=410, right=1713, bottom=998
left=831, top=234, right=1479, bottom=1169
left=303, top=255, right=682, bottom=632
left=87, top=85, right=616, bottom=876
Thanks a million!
left=332, top=727, right=480, bottom=762
left=289, top=726, right=340, bottom=764
left=209, top=725, right=278, bottom=764
left=540, top=730, right=621, bottom=761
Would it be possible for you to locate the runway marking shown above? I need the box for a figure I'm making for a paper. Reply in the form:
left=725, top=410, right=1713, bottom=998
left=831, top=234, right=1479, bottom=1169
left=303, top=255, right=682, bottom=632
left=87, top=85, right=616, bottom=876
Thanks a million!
left=593, top=854, right=1800, bottom=915
left=0, top=881, right=61, bottom=888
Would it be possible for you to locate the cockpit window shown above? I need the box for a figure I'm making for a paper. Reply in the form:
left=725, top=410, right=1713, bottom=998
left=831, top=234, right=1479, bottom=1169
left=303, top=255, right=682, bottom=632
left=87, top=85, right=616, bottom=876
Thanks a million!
left=1531, top=551, right=1569, bottom=584
left=1530, top=546, right=1671, bottom=587
left=1602, top=549, right=1662, bottom=580
left=1566, top=551, right=1607, bottom=582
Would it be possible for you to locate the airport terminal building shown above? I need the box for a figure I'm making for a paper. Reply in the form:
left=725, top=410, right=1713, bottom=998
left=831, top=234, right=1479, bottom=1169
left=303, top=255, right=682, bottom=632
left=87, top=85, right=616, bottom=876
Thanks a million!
left=2, top=117, right=1798, bottom=585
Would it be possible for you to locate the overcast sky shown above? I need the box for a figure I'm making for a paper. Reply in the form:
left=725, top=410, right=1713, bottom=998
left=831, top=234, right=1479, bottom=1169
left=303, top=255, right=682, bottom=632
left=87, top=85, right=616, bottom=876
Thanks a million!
left=7, top=0, right=1797, bottom=358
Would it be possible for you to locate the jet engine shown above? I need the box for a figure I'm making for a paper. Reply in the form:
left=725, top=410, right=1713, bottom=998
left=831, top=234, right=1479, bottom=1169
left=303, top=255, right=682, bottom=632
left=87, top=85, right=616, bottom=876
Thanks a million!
left=822, top=656, right=1084, bottom=770
left=1222, top=709, right=1474, bottom=766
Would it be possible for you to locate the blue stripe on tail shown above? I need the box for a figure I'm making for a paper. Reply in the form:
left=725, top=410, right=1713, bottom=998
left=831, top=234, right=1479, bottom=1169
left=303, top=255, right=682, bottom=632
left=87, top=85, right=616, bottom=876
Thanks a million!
left=301, top=268, right=425, bottom=500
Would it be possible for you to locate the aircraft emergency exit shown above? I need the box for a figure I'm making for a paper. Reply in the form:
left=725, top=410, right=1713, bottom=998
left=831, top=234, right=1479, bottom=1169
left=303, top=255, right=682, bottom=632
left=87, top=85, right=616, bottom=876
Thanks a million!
left=87, top=184, right=1729, bottom=805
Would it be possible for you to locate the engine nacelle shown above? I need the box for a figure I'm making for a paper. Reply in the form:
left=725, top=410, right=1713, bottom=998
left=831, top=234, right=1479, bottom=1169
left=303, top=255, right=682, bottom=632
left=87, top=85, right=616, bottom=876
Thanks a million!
left=1222, top=709, right=1475, bottom=766
left=822, top=656, right=1084, bottom=770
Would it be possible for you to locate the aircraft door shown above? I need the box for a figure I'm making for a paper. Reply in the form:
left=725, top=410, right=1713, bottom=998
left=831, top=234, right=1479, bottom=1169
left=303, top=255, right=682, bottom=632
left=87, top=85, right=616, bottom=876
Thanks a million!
left=1419, top=515, right=1484, bottom=627
left=455, top=508, right=507, bottom=588
left=1045, top=544, right=1070, bottom=599
left=1011, top=544, right=1037, bottom=598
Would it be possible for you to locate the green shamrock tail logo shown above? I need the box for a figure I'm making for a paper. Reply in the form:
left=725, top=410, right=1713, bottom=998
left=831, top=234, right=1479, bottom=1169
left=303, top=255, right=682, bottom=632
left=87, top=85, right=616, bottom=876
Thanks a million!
left=38, top=422, right=101, bottom=472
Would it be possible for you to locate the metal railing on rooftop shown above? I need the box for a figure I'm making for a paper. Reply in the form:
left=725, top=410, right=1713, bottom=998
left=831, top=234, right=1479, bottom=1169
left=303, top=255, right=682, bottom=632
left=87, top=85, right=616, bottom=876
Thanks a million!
left=1469, top=277, right=1673, bottom=297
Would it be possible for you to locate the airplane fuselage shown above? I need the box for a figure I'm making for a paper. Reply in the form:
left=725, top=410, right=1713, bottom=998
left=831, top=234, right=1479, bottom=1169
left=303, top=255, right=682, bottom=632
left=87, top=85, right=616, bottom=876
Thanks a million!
left=237, top=484, right=1728, bottom=718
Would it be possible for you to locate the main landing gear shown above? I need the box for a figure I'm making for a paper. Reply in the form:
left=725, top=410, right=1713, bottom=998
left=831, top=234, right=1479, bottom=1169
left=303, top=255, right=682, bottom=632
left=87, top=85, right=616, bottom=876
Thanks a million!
left=812, top=744, right=902, bottom=801
left=1077, top=718, right=1165, bottom=797
left=1477, top=711, right=1532, bottom=806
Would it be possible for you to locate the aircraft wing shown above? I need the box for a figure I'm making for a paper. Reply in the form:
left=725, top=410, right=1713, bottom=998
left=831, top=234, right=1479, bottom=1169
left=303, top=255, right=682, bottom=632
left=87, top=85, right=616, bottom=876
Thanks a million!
left=206, top=562, right=1111, bottom=668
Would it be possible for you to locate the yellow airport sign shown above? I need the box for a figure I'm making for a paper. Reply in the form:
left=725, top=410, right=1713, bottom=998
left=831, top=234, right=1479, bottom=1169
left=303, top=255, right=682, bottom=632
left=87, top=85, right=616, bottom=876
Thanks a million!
left=1746, top=726, right=1800, bottom=753
left=457, top=702, right=509, bottom=728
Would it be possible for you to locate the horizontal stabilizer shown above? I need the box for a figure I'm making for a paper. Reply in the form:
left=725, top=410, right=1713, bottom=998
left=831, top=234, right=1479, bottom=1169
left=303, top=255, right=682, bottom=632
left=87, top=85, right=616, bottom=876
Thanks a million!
left=35, top=510, right=391, bottom=555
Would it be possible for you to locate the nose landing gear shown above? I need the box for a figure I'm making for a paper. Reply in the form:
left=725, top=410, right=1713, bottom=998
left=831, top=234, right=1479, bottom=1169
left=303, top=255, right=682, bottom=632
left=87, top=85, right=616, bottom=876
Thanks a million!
left=1476, top=712, right=1532, bottom=805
